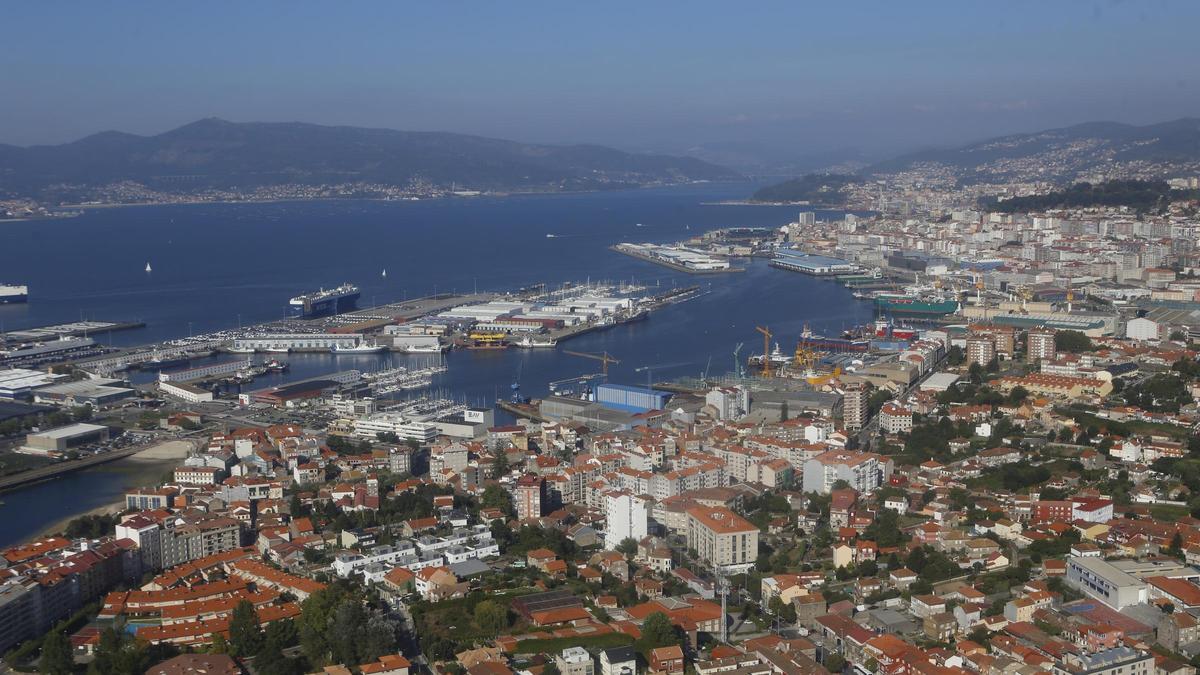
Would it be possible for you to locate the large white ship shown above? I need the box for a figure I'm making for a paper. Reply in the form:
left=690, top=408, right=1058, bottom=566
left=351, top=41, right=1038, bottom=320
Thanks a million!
left=331, top=341, right=385, bottom=354
left=0, top=284, right=28, bottom=304
left=288, top=283, right=360, bottom=318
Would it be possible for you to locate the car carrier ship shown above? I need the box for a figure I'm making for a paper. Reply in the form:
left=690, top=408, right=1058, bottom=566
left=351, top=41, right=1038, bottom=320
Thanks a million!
left=0, top=284, right=28, bottom=304
left=288, top=283, right=360, bottom=318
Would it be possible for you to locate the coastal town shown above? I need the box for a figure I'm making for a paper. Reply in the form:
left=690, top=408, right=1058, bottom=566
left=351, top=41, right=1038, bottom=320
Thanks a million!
left=6, top=173, right=1200, bottom=675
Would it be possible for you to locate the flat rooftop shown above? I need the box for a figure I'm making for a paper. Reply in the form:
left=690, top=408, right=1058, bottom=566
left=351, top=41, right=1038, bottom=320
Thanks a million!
left=31, top=422, right=109, bottom=439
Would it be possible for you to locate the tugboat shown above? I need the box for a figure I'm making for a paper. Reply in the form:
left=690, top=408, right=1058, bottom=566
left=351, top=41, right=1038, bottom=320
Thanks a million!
left=263, top=358, right=289, bottom=373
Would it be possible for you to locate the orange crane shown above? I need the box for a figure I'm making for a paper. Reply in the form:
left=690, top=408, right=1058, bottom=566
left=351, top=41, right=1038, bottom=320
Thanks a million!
left=563, top=350, right=621, bottom=376
left=755, top=325, right=772, bottom=377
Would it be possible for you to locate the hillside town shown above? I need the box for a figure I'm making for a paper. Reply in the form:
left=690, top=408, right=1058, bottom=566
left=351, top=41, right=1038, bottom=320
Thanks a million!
left=8, top=184, right=1200, bottom=675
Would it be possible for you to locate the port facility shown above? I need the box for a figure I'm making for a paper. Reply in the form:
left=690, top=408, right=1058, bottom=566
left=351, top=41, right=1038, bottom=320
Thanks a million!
left=611, top=243, right=741, bottom=273
left=770, top=249, right=860, bottom=276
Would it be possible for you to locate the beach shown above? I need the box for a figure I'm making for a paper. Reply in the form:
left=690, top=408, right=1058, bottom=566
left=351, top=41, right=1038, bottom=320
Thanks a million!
left=31, top=440, right=197, bottom=540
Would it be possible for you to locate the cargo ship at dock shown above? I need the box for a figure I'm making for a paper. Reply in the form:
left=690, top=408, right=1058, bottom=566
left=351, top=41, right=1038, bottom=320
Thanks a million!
left=873, top=296, right=959, bottom=318
left=288, top=283, right=360, bottom=318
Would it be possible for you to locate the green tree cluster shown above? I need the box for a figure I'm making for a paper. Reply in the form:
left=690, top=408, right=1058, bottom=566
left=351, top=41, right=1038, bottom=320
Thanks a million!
left=297, top=583, right=398, bottom=667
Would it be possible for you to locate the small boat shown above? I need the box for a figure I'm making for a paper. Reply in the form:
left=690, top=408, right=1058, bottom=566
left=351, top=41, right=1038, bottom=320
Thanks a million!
left=227, top=346, right=255, bottom=354
left=263, top=359, right=289, bottom=372
left=382, top=268, right=387, bottom=278
left=546, top=234, right=556, bottom=238
left=145, top=262, right=153, bottom=273
left=265, top=347, right=291, bottom=353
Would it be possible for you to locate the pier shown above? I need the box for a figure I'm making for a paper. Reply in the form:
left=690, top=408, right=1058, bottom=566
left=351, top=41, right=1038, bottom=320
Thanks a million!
left=611, top=243, right=745, bottom=274
left=0, top=320, right=145, bottom=344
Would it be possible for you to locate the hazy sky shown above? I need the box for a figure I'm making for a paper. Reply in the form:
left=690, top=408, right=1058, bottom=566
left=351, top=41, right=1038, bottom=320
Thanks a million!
left=4, top=1, right=1199, bottom=161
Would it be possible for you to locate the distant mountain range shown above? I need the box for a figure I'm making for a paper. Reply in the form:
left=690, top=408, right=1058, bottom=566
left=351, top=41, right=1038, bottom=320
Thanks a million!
left=865, top=117, right=1200, bottom=182
left=0, top=118, right=741, bottom=200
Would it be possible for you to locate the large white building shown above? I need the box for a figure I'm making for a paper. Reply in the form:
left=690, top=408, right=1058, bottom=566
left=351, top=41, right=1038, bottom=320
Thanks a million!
left=705, top=386, right=749, bottom=420
left=603, top=491, right=649, bottom=550
left=802, top=450, right=891, bottom=494
left=351, top=413, right=439, bottom=443
left=879, top=403, right=913, bottom=435
left=1125, top=317, right=1162, bottom=342
left=1065, top=557, right=1148, bottom=610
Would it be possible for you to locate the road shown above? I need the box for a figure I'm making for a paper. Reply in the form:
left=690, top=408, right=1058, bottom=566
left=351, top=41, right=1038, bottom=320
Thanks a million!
left=857, top=353, right=948, bottom=447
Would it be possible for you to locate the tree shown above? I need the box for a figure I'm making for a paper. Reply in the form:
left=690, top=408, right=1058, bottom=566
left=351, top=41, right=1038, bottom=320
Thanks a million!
left=616, top=537, right=639, bottom=559
left=968, top=362, right=983, bottom=384
left=1055, top=330, right=1093, bottom=353
left=639, top=611, right=679, bottom=649
left=254, top=639, right=302, bottom=675
left=543, top=663, right=562, bottom=675
left=780, top=602, right=797, bottom=624
left=768, top=595, right=786, bottom=615
left=39, top=631, right=74, bottom=675
left=475, top=600, right=509, bottom=635
left=262, top=618, right=298, bottom=651
left=481, top=483, right=514, bottom=514
left=228, top=599, right=263, bottom=657
left=947, top=345, right=965, bottom=366
left=824, top=654, right=846, bottom=673
left=1007, top=386, right=1029, bottom=404
left=779, top=400, right=789, bottom=422
left=491, top=450, right=510, bottom=479
left=210, top=633, right=230, bottom=654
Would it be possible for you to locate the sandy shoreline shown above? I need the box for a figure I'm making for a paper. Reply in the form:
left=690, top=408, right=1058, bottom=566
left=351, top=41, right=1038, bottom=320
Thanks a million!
left=30, top=440, right=197, bottom=540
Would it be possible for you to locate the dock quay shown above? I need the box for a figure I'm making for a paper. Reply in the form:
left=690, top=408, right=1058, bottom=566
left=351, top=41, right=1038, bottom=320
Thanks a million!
left=611, top=243, right=744, bottom=274
left=770, top=249, right=860, bottom=276
left=0, top=320, right=145, bottom=344
left=497, top=399, right=550, bottom=422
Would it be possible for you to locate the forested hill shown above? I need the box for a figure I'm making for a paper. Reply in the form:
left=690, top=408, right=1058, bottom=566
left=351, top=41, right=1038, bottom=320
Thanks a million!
left=982, top=180, right=1200, bottom=213
left=0, top=118, right=740, bottom=198
left=750, top=173, right=862, bottom=204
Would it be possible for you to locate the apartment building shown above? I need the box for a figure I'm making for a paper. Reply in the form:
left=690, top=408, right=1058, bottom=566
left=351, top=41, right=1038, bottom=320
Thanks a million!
left=686, top=505, right=759, bottom=573
left=802, top=451, right=891, bottom=495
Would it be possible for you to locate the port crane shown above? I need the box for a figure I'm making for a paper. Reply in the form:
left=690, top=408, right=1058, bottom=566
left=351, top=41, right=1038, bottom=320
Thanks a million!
left=755, top=325, right=772, bottom=377
left=562, top=350, right=621, bottom=376
left=732, top=342, right=744, bottom=378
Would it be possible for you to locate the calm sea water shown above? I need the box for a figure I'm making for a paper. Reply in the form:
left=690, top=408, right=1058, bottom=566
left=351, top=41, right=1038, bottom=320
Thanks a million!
left=0, top=183, right=873, bottom=545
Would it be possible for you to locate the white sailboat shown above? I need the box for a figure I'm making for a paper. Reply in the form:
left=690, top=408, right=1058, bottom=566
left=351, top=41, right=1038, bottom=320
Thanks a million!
left=144, top=262, right=152, bottom=273
left=382, top=268, right=387, bottom=279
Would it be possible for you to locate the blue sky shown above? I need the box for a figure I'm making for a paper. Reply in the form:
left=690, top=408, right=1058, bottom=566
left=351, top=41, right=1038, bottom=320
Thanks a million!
left=3, top=1, right=1198, bottom=162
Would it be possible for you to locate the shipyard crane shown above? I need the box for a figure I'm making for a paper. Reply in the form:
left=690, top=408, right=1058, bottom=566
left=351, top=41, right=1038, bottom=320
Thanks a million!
left=563, top=349, right=621, bottom=376
left=732, top=342, right=744, bottom=379
left=755, top=325, right=773, bottom=377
